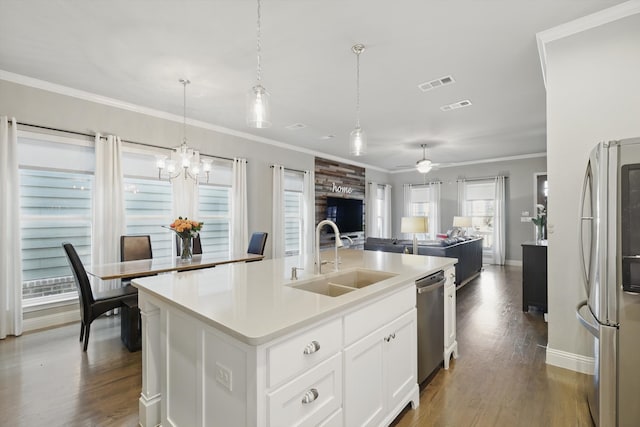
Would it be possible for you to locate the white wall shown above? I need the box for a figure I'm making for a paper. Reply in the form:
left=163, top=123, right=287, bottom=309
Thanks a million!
left=0, top=79, right=315, bottom=260
left=543, top=11, right=640, bottom=369
left=390, top=155, right=547, bottom=262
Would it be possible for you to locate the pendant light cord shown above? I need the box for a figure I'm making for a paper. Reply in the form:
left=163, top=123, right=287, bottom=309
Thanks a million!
left=256, top=0, right=262, bottom=84
left=356, top=49, right=360, bottom=128
left=180, top=79, right=190, bottom=144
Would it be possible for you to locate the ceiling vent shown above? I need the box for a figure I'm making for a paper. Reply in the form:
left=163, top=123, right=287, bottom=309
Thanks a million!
left=285, top=123, right=307, bottom=130
left=319, top=135, right=335, bottom=140
left=440, top=99, right=472, bottom=112
left=418, top=75, right=455, bottom=92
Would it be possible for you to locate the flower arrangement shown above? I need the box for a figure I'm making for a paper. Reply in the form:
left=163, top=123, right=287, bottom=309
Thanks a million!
left=168, top=217, right=203, bottom=238
left=531, top=204, right=546, bottom=227
left=165, top=217, right=203, bottom=260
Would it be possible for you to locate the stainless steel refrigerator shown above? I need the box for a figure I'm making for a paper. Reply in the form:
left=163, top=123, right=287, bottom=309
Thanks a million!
left=577, top=138, right=640, bottom=427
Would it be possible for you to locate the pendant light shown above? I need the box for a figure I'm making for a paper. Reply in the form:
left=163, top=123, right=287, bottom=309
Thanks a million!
left=349, top=43, right=367, bottom=156
left=246, top=0, right=271, bottom=128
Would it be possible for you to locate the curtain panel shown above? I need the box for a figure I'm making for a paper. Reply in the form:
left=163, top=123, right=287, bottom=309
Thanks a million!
left=302, top=170, right=314, bottom=257
left=92, top=134, right=126, bottom=294
left=428, top=182, right=441, bottom=239
left=382, top=184, right=392, bottom=238
left=0, top=117, right=23, bottom=338
left=493, top=176, right=506, bottom=265
left=271, top=165, right=285, bottom=258
left=231, top=158, right=248, bottom=255
left=366, top=182, right=378, bottom=238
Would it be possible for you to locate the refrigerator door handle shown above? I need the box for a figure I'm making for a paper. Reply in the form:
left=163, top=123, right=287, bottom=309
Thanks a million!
left=576, top=300, right=599, bottom=338
left=578, top=164, right=593, bottom=296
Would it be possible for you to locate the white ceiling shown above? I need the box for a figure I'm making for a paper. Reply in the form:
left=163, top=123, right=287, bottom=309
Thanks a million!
left=0, top=0, right=626, bottom=171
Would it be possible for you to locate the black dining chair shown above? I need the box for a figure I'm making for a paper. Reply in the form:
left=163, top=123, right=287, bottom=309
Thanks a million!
left=247, top=232, right=268, bottom=256
left=62, top=242, right=138, bottom=352
left=175, top=234, right=203, bottom=257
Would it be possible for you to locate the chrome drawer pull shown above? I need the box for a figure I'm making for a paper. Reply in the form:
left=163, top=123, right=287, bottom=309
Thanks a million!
left=301, top=388, right=319, bottom=404
left=303, top=340, right=321, bottom=355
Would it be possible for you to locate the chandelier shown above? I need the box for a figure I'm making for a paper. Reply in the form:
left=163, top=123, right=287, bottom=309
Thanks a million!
left=246, top=0, right=271, bottom=128
left=350, top=44, right=367, bottom=156
left=156, top=79, right=212, bottom=183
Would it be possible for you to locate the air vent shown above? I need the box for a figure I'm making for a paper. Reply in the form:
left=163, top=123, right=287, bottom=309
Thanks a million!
left=418, top=75, right=455, bottom=92
left=440, top=99, right=472, bottom=111
left=319, top=135, right=335, bottom=140
left=285, top=123, right=307, bottom=130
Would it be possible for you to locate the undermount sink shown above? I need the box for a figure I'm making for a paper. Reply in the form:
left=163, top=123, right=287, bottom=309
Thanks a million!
left=288, top=268, right=398, bottom=297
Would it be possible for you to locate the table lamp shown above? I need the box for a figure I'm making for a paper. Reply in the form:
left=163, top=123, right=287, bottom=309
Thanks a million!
left=401, top=216, right=429, bottom=255
left=453, top=216, right=472, bottom=236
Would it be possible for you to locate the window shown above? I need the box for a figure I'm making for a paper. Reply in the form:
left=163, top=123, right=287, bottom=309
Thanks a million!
left=123, top=177, right=173, bottom=258
left=20, top=168, right=93, bottom=303
left=284, top=171, right=304, bottom=256
left=18, top=133, right=95, bottom=305
left=462, top=180, right=495, bottom=250
left=407, top=185, right=436, bottom=239
left=198, top=184, right=231, bottom=256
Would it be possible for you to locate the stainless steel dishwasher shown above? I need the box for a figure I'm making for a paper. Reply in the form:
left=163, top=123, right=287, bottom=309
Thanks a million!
left=416, top=270, right=445, bottom=384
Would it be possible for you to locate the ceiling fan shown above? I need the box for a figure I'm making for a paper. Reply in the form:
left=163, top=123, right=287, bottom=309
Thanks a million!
left=415, top=144, right=434, bottom=173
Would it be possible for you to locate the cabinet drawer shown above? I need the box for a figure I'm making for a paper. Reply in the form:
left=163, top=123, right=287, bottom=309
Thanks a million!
left=267, top=318, right=342, bottom=388
left=268, top=353, right=342, bottom=427
left=344, top=285, right=415, bottom=345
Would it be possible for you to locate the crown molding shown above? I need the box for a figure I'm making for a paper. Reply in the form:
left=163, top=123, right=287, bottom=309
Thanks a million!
left=0, top=70, right=388, bottom=173
left=389, top=152, right=547, bottom=174
left=536, top=1, right=640, bottom=88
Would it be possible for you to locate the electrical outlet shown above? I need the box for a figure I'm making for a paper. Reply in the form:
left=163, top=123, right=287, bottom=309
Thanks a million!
left=521, top=211, right=530, bottom=216
left=521, top=216, right=532, bottom=223
left=215, top=362, right=232, bottom=392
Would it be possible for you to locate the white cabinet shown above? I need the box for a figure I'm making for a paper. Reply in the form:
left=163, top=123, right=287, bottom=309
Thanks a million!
left=443, top=267, right=458, bottom=369
left=344, top=308, right=418, bottom=426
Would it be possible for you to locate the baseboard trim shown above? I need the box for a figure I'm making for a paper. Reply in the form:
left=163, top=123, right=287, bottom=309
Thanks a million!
left=23, top=308, right=80, bottom=332
left=505, top=259, right=523, bottom=267
left=546, top=346, right=594, bottom=375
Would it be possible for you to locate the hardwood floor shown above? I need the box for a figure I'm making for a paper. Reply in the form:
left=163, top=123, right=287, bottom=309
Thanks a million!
left=0, top=265, right=592, bottom=426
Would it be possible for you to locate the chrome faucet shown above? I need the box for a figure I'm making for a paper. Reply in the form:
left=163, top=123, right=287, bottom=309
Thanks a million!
left=315, top=219, right=343, bottom=274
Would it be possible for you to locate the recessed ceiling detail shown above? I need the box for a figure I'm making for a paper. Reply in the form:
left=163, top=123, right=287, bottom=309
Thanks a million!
left=418, top=75, right=455, bottom=92
left=440, top=99, right=472, bottom=112
left=285, top=123, right=307, bottom=130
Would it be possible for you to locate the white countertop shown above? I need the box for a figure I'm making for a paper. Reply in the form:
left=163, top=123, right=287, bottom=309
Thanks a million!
left=132, top=249, right=456, bottom=345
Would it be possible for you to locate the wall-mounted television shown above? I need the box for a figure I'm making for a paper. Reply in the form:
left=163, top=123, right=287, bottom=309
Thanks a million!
left=326, top=196, right=364, bottom=233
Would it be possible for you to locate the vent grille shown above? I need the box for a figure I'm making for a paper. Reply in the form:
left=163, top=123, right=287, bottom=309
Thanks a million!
left=285, top=123, right=307, bottom=130
left=418, top=75, right=455, bottom=92
left=440, top=99, right=472, bottom=112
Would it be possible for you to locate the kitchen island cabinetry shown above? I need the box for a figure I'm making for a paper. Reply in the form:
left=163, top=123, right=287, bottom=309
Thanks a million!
left=134, top=250, right=455, bottom=427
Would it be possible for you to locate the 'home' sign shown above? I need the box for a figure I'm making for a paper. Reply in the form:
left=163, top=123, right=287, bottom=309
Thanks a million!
left=331, top=182, right=353, bottom=194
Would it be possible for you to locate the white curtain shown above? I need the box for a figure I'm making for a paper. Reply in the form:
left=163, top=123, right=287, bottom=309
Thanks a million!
left=457, top=179, right=467, bottom=215
left=382, top=184, right=392, bottom=238
left=402, top=184, right=412, bottom=239
left=92, top=134, right=126, bottom=294
left=493, top=176, right=506, bottom=265
left=366, top=182, right=378, bottom=238
left=428, top=182, right=441, bottom=240
left=0, top=117, right=23, bottom=338
left=231, top=158, right=248, bottom=255
left=302, top=170, right=315, bottom=256
left=171, top=148, right=199, bottom=221
left=272, top=165, right=285, bottom=258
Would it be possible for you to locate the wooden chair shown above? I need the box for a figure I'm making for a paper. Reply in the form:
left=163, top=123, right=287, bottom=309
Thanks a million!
left=247, top=232, right=268, bottom=257
left=62, top=242, right=137, bottom=352
left=175, top=234, right=203, bottom=257
left=120, top=235, right=153, bottom=261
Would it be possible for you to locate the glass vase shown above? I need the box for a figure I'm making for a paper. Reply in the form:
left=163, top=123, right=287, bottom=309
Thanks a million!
left=180, top=236, right=193, bottom=261
left=535, top=224, right=544, bottom=244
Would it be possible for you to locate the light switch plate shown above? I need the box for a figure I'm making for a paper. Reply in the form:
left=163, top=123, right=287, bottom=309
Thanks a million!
left=521, top=211, right=530, bottom=216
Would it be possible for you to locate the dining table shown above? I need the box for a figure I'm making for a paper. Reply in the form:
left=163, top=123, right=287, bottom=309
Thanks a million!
left=85, top=252, right=264, bottom=280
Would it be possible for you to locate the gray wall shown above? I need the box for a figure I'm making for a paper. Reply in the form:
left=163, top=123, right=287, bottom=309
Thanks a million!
left=390, top=156, right=547, bottom=262
left=544, top=13, right=640, bottom=362
left=0, top=79, right=315, bottom=260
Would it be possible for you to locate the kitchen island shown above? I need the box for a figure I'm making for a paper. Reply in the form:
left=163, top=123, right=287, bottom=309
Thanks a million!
left=132, top=249, right=456, bottom=427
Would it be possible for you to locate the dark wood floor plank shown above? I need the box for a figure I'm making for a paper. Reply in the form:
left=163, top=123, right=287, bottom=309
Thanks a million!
left=0, top=265, right=591, bottom=426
